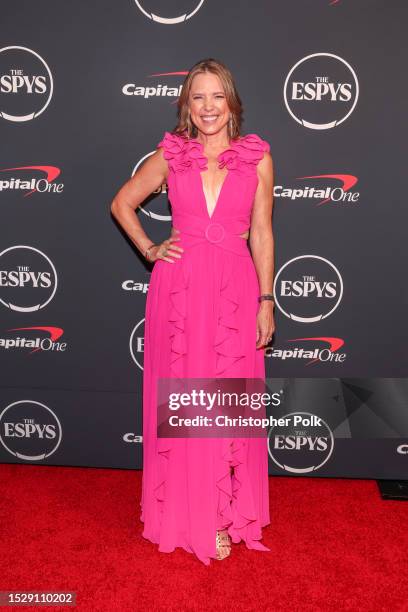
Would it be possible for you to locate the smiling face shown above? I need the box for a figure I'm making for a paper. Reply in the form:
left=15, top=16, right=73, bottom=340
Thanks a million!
left=188, top=71, right=231, bottom=138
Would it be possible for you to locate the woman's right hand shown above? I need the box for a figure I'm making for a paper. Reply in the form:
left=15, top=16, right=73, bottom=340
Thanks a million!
left=148, top=228, right=184, bottom=263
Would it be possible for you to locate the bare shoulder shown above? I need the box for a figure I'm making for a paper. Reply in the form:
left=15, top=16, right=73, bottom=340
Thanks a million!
left=250, top=132, right=273, bottom=172
left=257, top=149, right=274, bottom=181
left=137, top=144, right=168, bottom=181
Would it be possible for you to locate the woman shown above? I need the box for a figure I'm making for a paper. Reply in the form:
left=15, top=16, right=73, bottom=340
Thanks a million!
left=111, top=58, right=275, bottom=565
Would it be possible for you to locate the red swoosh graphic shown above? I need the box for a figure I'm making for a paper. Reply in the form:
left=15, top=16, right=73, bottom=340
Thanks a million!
left=288, top=336, right=345, bottom=366
left=147, top=72, right=189, bottom=104
left=148, top=71, right=189, bottom=76
left=0, top=165, right=61, bottom=197
left=297, top=174, right=358, bottom=206
left=6, top=326, right=64, bottom=354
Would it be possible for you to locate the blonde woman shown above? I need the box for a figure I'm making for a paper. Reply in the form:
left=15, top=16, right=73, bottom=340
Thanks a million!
left=111, top=58, right=275, bottom=565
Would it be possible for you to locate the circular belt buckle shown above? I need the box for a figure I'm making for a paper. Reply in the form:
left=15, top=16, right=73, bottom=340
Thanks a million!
left=205, top=222, right=225, bottom=244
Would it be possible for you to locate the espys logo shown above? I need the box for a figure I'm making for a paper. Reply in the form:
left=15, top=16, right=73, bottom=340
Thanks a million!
left=0, top=246, right=58, bottom=312
left=0, top=46, right=53, bottom=122
left=267, top=337, right=346, bottom=365
left=130, top=318, right=145, bottom=370
left=397, top=444, right=408, bottom=455
left=0, top=326, right=66, bottom=354
left=0, top=165, right=64, bottom=197
left=273, top=255, right=343, bottom=323
left=268, top=412, right=334, bottom=473
left=134, top=0, right=205, bottom=24
left=284, top=53, right=359, bottom=129
left=275, top=174, right=360, bottom=206
left=132, top=155, right=171, bottom=222
left=0, top=400, right=62, bottom=461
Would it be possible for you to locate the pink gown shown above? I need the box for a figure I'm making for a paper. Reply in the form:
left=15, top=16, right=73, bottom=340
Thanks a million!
left=140, top=130, right=271, bottom=565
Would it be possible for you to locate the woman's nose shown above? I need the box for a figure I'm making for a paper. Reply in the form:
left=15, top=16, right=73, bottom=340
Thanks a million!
left=203, top=100, right=214, bottom=111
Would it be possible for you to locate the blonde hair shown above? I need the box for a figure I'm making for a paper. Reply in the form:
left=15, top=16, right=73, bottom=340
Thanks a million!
left=173, top=58, right=243, bottom=141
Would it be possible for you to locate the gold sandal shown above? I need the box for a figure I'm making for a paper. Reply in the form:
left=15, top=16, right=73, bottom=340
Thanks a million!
left=216, top=529, right=232, bottom=560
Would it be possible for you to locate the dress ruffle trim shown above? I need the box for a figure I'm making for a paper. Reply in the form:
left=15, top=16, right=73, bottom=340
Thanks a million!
left=157, top=131, right=207, bottom=173
left=214, top=264, right=246, bottom=376
left=217, top=133, right=270, bottom=175
left=168, top=263, right=189, bottom=378
left=157, top=130, right=270, bottom=175
left=216, top=439, right=270, bottom=551
left=166, top=259, right=248, bottom=378
left=215, top=262, right=269, bottom=551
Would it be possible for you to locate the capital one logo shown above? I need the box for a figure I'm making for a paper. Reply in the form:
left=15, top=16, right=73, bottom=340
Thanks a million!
left=284, top=53, right=359, bottom=129
left=274, top=173, right=360, bottom=206
left=273, top=255, right=343, bottom=323
left=268, top=411, right=334, bottom=473
left=0, top=165, right=64, bottom=197
left=132, top=154, right=171, bottom=222
left=123, top=432, right=143, bottom=443
left=134, top=0, right=205, bottom=24
left=0, top=246, right=58, bottom=312
left=0, top=46, right=53, bottom=122
left=122, top=70, right=185, bottom=99
left=0, top=400, right=62, bottom=461
left=0, top=325, right=67, bottom=354
left=130, top=318, right=145, bottom=370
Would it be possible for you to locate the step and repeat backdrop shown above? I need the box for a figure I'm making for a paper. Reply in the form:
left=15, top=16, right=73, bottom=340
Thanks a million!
left=0, top=1, right=407, bottom=478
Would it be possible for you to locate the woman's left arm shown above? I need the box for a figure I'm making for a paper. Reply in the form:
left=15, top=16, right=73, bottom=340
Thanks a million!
left=249, top=151, right=275, bottom=348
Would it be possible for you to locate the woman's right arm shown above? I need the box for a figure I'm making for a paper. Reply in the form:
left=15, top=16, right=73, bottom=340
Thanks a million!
left=110, top=147, right=182, bottom=263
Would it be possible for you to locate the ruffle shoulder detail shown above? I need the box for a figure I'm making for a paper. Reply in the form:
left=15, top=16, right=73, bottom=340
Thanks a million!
left=157, top=131, right=207, bottom=173
left=218, top=133, right=270, bottom=174
left=157, top=130, right=270, bottom=174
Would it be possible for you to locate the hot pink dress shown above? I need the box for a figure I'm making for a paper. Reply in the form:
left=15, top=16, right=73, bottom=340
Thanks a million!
left=141, top=130, right=271, bottom=565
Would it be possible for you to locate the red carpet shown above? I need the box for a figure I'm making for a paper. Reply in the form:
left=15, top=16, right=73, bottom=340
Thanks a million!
left=0, top=464, right=407, bottom=611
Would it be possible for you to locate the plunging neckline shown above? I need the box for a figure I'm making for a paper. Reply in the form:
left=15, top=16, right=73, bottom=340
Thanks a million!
left=191, top=137, right=238, bottom=220
left=199, top=166, right=229, bottom=219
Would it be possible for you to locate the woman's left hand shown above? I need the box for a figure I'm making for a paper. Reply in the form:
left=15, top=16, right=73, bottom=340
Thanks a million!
left=256, top=302, right=275, bottom=349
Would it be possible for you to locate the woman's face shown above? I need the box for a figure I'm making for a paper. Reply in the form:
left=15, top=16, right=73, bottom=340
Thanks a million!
left=188, top=72, right=231, bottom=138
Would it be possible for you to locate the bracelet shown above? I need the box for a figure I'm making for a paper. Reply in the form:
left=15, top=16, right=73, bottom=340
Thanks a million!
left=258, top=294, right=274, bottom=303
left=144, top=244, right=156, bottom=261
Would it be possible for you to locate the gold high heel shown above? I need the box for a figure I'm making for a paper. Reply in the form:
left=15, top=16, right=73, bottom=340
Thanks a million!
left=216, top=529, right=231, bottom=560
